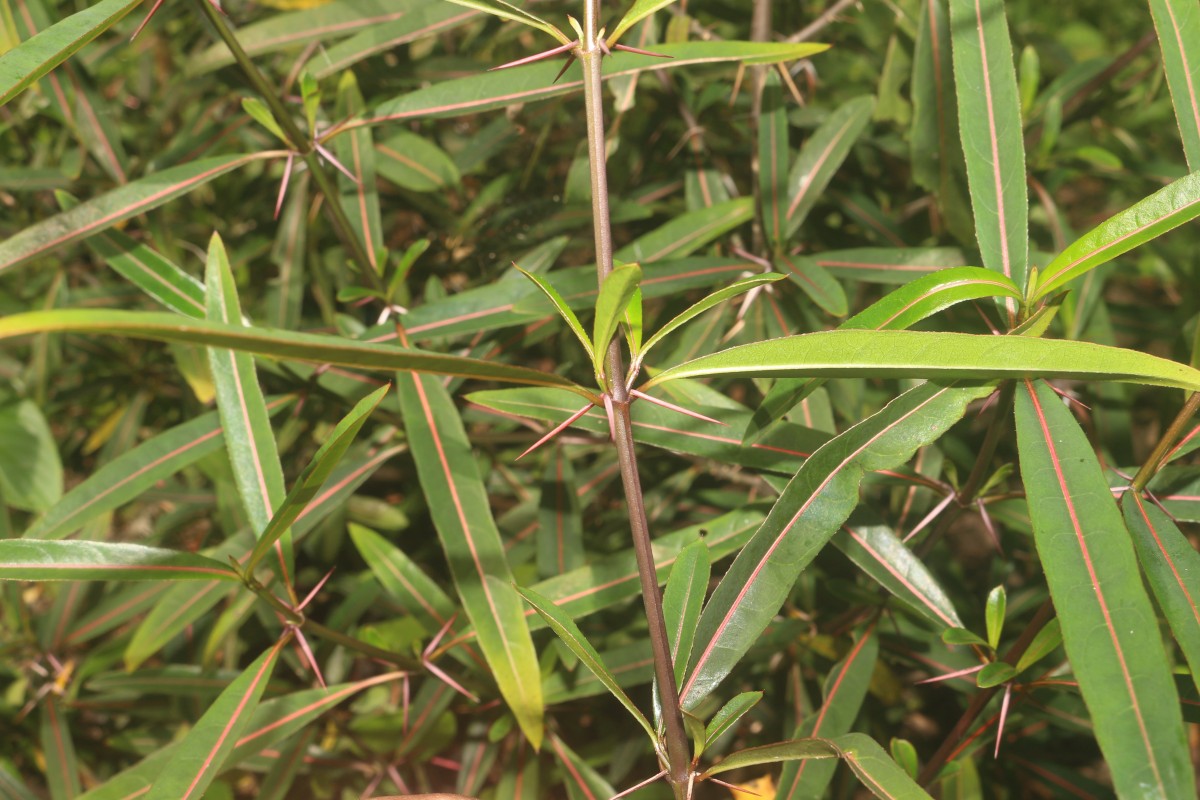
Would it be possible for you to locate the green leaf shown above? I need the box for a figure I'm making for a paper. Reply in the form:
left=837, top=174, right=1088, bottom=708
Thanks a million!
left=637, top=274, right=785, bottom=368
left=0, top=0, right=139, bottom=106
left=1015, top=379, right=1193, bottom=800
left=778, top=252, right=847, bottom=316
left=396, top=371, right=543, bottom=747
left=1149, top=0, right=1200, bottom=169
left=814, top=246, right=968, bottom=284
left=778, top=627, right=879, bottom=798
left=593, top=262, right=642, bottom=380
left=844, top=267, right=1021, bottom=330
left=0, top=399, right=62, bottom=513
left=616, top=198, right=753, bottom=264
left=444, top=0, right=570, bottom=45
left=0, top=541, right=238, bottom=582
left=702, top=738, right=839, bottom=778
left=241, top=97, right=288, bottom=144
left=537, top=446, right=585, bottom=578
left=515, top=266, right=594, bottom=364
left=205, top=235, right=290, bottom=578
left=1123, top=493, right=1200, bottom=695
left=942, top=627, right=988, bottom=647
left=606, top=0, right=677, bottom=45
left=949, top=0, right=1029, bottom=293
left=349, top=523, right=457, bottom=633
left=39, top=699, right=80, bottom=800
left=309, top=2, right=478, bottom=79
left=975, top=662, right=1014, bottom=688
left=143, top=640, right=285, bottom=800
left=22, top=399, right=291, bottom=541
left=245, top=385, right=387, bottom=574
left=334, top=70, right=384, bottom=273
left=364, top=41, right=828, bottom=124
left=680, top=382, right=991, bottom=708
left=1015, top=618, right=1061, bottom=674
left=0, top=309, right=593, bottom=399
left=374, top=129, right=462, bottom=192
left=0, top=154, right=277, bottom=275
left=784, top=96, right=874, bottom=239
left=662, top=540, right=709, bottom=686
left=704, top=691, right=761, bottom=749
left=1033, top=170, right=1200, bottom=301
left=760, top=69, right=790, bottom=249
left=985, top=585, right=1006, bottom=650
left=515, top=585, right=658, bottom=746
left=643, top=330, right=1200, bottom=393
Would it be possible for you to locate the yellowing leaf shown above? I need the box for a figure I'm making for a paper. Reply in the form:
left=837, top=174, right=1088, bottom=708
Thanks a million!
left=729, top=774, right=775, bottom=800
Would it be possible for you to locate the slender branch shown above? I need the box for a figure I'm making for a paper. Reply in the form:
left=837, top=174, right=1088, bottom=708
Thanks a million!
left=1131, top=391, right=1200, bottom=492
left=786, top=0, right=860, bottom=43
left=580, top=2, right=690, bottom=793
left=190, top=0, right=380, bottom=288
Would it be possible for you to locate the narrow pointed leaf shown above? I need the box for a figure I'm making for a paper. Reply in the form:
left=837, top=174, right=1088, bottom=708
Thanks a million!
left=761, top=70, right=790, bottom=248
left=444, top=0, right=570, bottom=45
left=1149, top=0, right=1200, bottom=169
left=143, top=640, right=285, bottom=800
left=334, top=71, right=384, bottom=273
left=365, top=42, right=828, bottom=124
left=681, top=382, right=991, bottom=708
left=643, top=330, right=1200, bottom=393
left=593, top=262, right=642, bottom=372
left=1034, top=170, right=1200, bottom=300
left=911, top=0, right=959, bottom=193
left=537, top=446, right=584, bottom=578
left=0, top=541, right=238, bottom=582
left=39, top=699, right=80, bottom=800
left=0, top=153, right=276, bottom=275
left=516, top=266, right=594, bottom=363
left=349, top=523, right=457, bottom=633
left=640, top=274, right=785, bottom=360
left=1015, top=379, right=1193, bottom=800
left=310, top=4, right=478, bottom=79
left=701, top=738, right=839, bottom=778
left=607, top=0, right=677, bottom=45
left=778, top=253, right=847, bottom=316
left=949, top=0, right=1029, bottom=292
left=515, top=585, right=657, bottom=744
left=704, top=691, right=761, bottom=747
left=662, top=540, right=709, bottom=685
left=617, top=199, right=753, bottom=264
left=778, top=627, right=879, bottom=799
left=267, top=171, right=308, bottom=329
left=0, top=0, right=139, bottom=106
left=1122, top=492, right=1200, bottom=694
left=785, top=96, right=874, bottom=238
left=550, top=733, right=619, bottom=800
left=845, top=267, right=1020, bottom=330
left=0, top=309, right=592, bottom=398
left=813, top=247, right=967, bottom=284
left=397, top=371, right=543, bottom=746
left=246, top=386, right=386, bottom=574
left=0, top=399, right=62, bottom=513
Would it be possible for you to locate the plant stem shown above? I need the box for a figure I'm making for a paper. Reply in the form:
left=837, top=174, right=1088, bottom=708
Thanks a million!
left=580, top=2, right=691, bottom=792
left=1131, top=391, right=1200, bottom=492
left=191, top=0, right=379, bottom=288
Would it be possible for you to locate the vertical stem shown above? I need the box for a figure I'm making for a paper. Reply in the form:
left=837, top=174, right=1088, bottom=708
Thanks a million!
left=580, top=2, right=691, bottom=793
left=1131, top=391, right=1200, bottom=493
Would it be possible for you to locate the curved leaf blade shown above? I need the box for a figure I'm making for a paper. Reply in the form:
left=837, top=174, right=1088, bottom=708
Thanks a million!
left=1034, top=170, right=1200, bottom=300
left=785, top=96, right=874, bottom=238
left=949, top=0, right=1029, bottom=292
left=516, top=265, right=594, bottom=363
left=593, top=262, right=641, bottom=372
left=844, top=267, right=1020, bottom=330
left=778, top=252, right=847, bottom=316
left=1015, top=379, right=1193, bottom=800
left=640, top=274, right=785, bottom=361
left=0, top=309, right=592, bottom=398
left=680, top=382, right=991, bottom=708
left=0, top=541, right=238, bottom=582
left=663, top=540, right=710, bottom=686
left=310, top=4, right=478, bottom=79
left=0, top=0, right=139, bottom=106
left=644, top=330, right=1200, bottom=393
left=761, top=69, right=790, bottom=248
left=607, top=0, right=677, bottom=45
left=1149, top=0, right=1200, bottom=169
left=0, top=153, right=277, bottom=275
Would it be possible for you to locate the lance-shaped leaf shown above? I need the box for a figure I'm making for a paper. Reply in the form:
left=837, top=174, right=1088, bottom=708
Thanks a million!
left=516, top=585, right=657, bottom=745
left=143, top=640, right=285, bottom=800
left=1149, top=0, right=1200, bottom=169
left=681, top=382, right=990, bottom=708
left=0, top=399, right=62, bottom=513
left=445, top=0, right=570, bottom=44
left=833, top=524, right=962, bottom=630
left=0, top=0, right=139, bottom=106
left=334, top=71, right=384, bottom=273
left=616, top=199, right=753, bottom=264
left=949, top=0, right=1029, bottom=292
left=704, top=691, right=761, bottom=751
left=537, top=446, right=584, bottom=578
left=267, top=170, right=308, bottom=329
left=1015, top=379, right=1194, bottom=800
left=1123, top=492, right=1200, bottom=695
left=0, top=309, right=592, bottom=398
left=0, top=153, right=277, bottom=274
left=39, top=698, right=81, bottom=800
left=311, top=4, right=477, bottom=79
left=761, top=70, right=790, bottom=249
left=363, top=41, right=828, bottom=125
left=778, top=627, right=879, bottom=799
left=663, top=540, right=709, bottom=686
left=515, top=265, right=594, bottom=364
left=0, top=540, right=239, bottom=582
left=643, top=329, right=1200, bottom=393
left=784, top=96, right=874, bottom=239
left=778, top=252, right=847, bottom=316
left=1033, top=170, right=1200, bottom=300
left=349, top=523, right=457, bottom=634
left=245, top=386, right=387, bottom=574
left=911, top=0, right=959, bottom=193
left=397, top=371, right=543, bottom=746
left=593, top=262, right=642, bottom=375
left=813, top=246, right=967, bottom=283
left=549, top=733, right=619, bottom=800
left=607, top=0, right=676, bottom=45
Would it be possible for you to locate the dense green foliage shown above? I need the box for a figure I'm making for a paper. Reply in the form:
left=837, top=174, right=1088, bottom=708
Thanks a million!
left=3, top=0, right=1200, bottom=797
